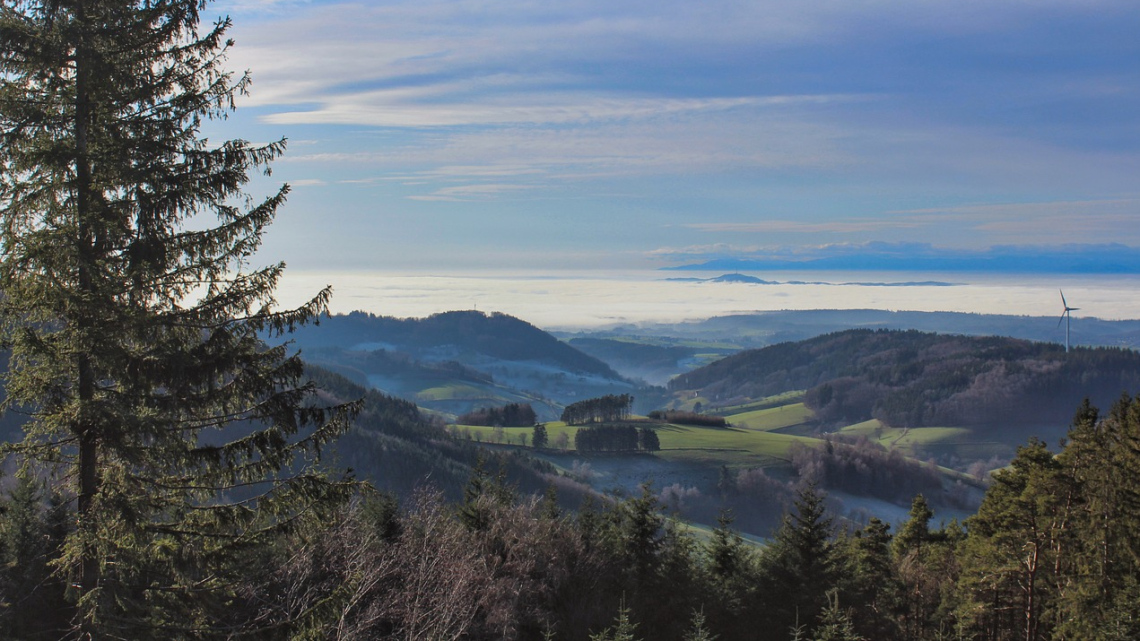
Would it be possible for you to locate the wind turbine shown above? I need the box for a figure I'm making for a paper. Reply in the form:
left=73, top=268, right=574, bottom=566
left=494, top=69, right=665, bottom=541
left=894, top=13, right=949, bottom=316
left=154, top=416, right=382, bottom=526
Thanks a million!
left=1058, top=290, right=1079, bottom=353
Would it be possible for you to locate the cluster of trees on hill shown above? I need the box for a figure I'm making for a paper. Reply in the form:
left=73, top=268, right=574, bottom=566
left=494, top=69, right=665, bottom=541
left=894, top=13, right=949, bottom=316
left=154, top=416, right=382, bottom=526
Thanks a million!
left=561, top=394, right=634, bottom=424
left=672, top=329, right=1140, bottom=428
left=789, top=436, right=946, bottom=505
left=574, top=425, right=660, bottom=453
left=647, top=409, right=727, bottom=427
left=458, top=402, right=538, bottom=427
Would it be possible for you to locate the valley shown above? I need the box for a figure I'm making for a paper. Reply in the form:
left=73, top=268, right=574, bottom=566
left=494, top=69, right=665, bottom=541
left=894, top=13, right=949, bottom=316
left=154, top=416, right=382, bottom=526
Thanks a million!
left=284, top=308, right=1140, bottom=538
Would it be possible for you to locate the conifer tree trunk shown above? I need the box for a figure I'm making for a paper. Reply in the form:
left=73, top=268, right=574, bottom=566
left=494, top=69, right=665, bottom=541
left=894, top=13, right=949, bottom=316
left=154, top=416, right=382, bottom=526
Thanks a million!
left=73, top=1, right=102, bottom=603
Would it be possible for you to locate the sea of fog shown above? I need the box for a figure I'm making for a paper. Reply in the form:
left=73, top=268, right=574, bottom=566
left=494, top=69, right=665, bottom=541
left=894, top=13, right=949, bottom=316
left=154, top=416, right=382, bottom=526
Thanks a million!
left=273, top=270, right=1140, bottom=330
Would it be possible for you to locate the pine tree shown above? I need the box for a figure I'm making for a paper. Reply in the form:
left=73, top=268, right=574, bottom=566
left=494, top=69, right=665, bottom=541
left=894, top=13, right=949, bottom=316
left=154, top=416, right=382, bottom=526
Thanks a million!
left=957, top=438, right=1070, bottom=640
left=533, top=423, right=549, bottom=449
left=1052, top=396, right=1140, bottom=639
left=682, top=608, right=718, bottom=641
left=893, top=494, right=934, bottom=557
left=704, top=510, right=753, bottom=638
left=811, top=590, right=865, bottom=641
left=836, top=517, right=900, bottom=639
left=0, top=473, right=72, bottom=638
left=590, top=598, right=641, bottom=641
left=759, top=484, right=838, bottom=639
left=0, top=1, right=357, bottom=636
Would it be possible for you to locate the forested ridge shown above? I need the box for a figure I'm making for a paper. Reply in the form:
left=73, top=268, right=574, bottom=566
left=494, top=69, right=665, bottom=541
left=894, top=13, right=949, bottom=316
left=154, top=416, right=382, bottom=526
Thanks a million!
left=671, top=329, right=1140, bottom=428
left=290, top=310, right=622, bottom=379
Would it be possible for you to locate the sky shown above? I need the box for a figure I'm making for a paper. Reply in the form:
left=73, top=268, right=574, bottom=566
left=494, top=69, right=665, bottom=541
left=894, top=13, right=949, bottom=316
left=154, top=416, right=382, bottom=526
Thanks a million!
left=209, top=0, right=1140, bottom=275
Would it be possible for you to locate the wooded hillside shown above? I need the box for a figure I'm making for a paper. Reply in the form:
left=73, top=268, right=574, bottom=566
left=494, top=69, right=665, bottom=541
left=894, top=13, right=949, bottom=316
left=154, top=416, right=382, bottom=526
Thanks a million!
left=291, top=310, right=621, bottom=378
left=670, top=329, right=1140, bottom=428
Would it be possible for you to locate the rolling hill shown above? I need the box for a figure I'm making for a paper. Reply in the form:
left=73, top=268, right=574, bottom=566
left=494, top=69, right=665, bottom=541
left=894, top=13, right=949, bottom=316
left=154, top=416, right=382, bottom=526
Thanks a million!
left=287, top=310, right=645, bottom=419
left=669, top=329, right=1140, bottom=436
left=293, top=310, right=619, bottom=377
left=562, top=310, right=1140, bottom=383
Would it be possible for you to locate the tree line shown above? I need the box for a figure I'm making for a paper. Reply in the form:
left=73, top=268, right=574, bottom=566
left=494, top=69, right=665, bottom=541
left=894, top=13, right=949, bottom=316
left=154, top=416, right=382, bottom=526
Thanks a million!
left=459, top=402, right=539, bottom=427
left=561, top=394, right=634, bottom=424
left=574, top=425, right=660, bottom=453
left=647, top=410, right=727, bottom=427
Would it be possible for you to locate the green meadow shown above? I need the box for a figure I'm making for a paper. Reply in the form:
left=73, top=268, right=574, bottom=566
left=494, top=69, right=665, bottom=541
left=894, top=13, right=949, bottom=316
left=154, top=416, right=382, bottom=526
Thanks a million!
left=453, top=396, right=1015, bottom=486
left=838, top=419, right=1004, bottom=459
left=456, top=401, right=820, bottom=469
left=416, top=383, right=501, bottom=402
left=726, top=403, right=813, bottom=432
left=712, top=391, right=807, bottom=416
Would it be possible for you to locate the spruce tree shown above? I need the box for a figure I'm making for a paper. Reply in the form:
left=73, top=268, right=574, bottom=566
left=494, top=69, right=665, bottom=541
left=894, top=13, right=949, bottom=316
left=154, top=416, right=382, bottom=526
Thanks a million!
left=957, top=439, right=1067, bottom=640
left=1053, top=396, right=1140, bottom=638
left=758, top=484, right=837, bottom=639
left=0, top=1, right=357, bottom=636
left=0, top=473, right=72, bottom=638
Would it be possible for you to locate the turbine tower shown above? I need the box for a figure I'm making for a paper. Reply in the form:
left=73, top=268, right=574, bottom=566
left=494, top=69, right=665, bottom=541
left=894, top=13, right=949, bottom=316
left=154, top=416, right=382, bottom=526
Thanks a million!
left=1058, top=290, right=1079, bottom=353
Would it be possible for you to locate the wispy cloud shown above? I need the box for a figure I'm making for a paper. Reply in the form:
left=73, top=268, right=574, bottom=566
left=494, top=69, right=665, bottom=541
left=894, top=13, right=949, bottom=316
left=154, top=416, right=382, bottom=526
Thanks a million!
left=684, top=220, right=925, bottom=234
left=407, top=183, right=535, bottom=202
left=889, top=199, right=1140, bottom=220
left=676, top=199, right=1140, bottom=247
left=288, top=178, right=327, bottom=187
left=647, top=241, right=1140, bottom=274
left=217, top=0, right=1140, bottom=272
left=261, top=90, right=859, bottom=128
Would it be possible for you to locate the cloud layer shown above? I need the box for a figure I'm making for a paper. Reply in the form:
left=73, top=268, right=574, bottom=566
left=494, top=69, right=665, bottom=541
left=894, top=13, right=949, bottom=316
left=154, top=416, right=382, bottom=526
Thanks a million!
left=212, top=0, right=1140, bottom=272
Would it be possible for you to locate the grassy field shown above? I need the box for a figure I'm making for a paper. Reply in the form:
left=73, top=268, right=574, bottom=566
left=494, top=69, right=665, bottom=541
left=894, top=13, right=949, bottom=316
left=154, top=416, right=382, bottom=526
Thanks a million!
left=712, top=391, right=807, bottom=416
left=654, top=425, right=816, bottom=467
left=416, top=383, right=504, bottom=402
left=456, top=403, right=819, bottom=469
left=837, top=420, right=1005, bottom=459
left=725, top=403, right=813, bottom=432
left=454, top=399, right=1012, bottom=483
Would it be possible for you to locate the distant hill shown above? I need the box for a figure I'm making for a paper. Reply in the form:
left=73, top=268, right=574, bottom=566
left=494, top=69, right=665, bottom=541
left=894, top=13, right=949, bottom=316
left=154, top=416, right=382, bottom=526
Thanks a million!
left=670, top=329, right=1140, bottom=430
left=566, top=337, right=701, bottom=385
left=560, top=310, right=1140, bottom=389
left=307, top=365, right=578, bottom=503
left=293, top=310, right=620, bottom=378
left=664, top=273, right=954, bottom=286
left=287, top=311, right=644, bottom=419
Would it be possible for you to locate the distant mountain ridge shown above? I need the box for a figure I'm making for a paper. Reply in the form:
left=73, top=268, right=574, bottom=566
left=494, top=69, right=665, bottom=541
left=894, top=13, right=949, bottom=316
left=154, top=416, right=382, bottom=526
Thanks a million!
left=664, top=245, right=1140, bottom=273
left=664, top=273, right=956, bottom=286
left=605, top=309, right=1140, bottom=350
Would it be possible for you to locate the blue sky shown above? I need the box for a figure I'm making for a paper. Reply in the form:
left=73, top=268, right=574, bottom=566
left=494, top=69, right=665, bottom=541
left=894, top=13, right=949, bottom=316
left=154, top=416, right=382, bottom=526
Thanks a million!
left=211, top=0, right=1140, bottom=273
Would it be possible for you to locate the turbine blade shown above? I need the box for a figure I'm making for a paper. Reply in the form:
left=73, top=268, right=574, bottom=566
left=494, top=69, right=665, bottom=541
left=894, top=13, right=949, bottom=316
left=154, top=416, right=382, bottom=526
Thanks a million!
left=1057, top=313, right=1066, bottom=328
left=1060, top=290, right=1068, bottom=308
